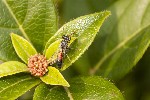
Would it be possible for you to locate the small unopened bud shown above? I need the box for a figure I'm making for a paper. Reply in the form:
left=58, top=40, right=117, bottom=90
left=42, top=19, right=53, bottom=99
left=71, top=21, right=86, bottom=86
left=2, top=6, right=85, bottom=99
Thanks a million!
left=28, top=54, right=48, bottom=77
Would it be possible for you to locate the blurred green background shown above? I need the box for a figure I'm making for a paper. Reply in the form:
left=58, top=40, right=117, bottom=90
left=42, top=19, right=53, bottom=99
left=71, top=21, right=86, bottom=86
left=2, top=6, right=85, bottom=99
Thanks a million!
left=18, top=0, right=150, bottom=100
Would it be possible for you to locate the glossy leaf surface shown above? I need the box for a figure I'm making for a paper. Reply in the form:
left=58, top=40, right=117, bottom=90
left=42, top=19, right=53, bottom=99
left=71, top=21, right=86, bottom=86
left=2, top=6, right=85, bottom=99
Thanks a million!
left=45, top=37, right=76, bottom=60
left=33, top=84, right=69, bottom=100
left=45, top=11, right=110, bottom=71
left=0, top=0, right=57, bottom=61
left=0, top=73, right=40, bottom=100
left=11, top=33, right=37, bottom=63
left=40, top=67, right=70, bottom=87
left=0, top=61, right=28, bottom=78
left=34, top=76, right=124, bottom=100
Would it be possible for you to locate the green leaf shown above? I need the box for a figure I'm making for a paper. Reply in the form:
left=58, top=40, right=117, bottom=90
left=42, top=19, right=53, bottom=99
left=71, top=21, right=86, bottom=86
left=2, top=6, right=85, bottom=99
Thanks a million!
left=34, top=76, right=124, bottom=100
left=0, top=73, right=40, bottom=100
left=87, top=0, right=150, bottom=80
left=11, top=33, right=37, bottom=63
left=97, top=25, right=150, bottom=80
left=45, top=37, right=76, bottom=60
left=33, top=84, right=69, bottom=100
left=69, top=76, right=124, bottom=100
left=40, top=67, right=70, bottom=87
left=45, top=39, right=62, bottom=59
left=0, top=0, right=58, bottom=61
left=0, top=61, right=28, bottom=78
left=45, top=11, right=110, bottom=71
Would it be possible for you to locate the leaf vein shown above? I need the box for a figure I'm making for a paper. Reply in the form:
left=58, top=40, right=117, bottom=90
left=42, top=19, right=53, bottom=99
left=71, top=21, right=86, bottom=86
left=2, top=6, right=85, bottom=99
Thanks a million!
left=93, top=24, right=150, bottom=75
left=13, top=36, right=31, bottom=58
left=2, top=0, right=31, bottom=43
left=0, top=77, right=32, bottom=93
left=44, top=86, right=59, bottom=100
left=64, top=87, right=74, bottom=100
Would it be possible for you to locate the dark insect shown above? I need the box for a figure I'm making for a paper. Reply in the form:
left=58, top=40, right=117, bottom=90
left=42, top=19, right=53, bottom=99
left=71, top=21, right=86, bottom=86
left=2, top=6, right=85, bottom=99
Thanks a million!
left=56, top=49, right=63, bottom=68
left=56, top=35, right=71, bottom=68
left=48, top=35, right=71, bottom=68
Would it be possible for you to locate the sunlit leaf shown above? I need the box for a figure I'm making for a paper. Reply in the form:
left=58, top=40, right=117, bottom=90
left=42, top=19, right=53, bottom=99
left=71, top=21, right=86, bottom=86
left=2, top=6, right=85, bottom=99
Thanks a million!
left=45, top=39, right=62, bottom=59
left=45, top=11, right=110, bottom=71
left=45, top=37, right=76, bottom=60
left=11, top=33, right=37, bottom=63
left=0, top=61, right=28, bottom=78
left=40, top=67, right=70, bottom=87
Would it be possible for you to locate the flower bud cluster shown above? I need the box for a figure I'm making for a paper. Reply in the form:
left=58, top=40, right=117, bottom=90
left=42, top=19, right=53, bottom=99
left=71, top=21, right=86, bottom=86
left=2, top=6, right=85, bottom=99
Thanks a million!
left=28, top=54, right=48, bottom=77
